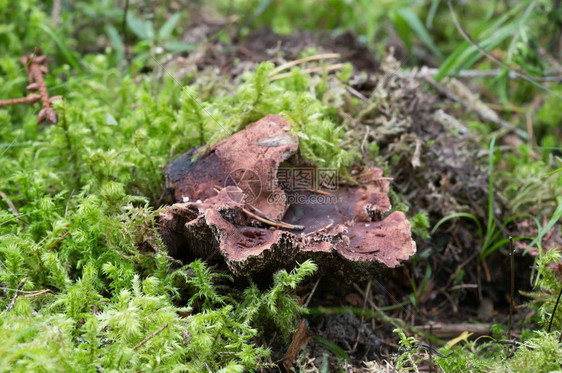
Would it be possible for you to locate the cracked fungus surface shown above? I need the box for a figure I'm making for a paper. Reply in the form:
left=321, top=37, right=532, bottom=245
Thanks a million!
left=159, top=115, right=416, bottom=278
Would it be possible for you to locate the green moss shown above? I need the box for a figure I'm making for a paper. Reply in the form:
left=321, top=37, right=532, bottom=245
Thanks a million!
left=0, top=14, right=329, bottom=369
left=499, top=332, right=562, bottom=372
left=410, top=211, right=430, bottom=239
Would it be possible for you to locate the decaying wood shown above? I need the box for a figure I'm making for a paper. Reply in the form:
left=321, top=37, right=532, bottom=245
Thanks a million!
left=283, top=320, right=314, bottom=372
left=414, top=322, right=493, bottom=339
left=159, top=115, right=416, bottom=278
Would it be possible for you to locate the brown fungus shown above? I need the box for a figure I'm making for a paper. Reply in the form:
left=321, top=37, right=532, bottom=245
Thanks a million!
left=159, top=115, right=416, bottom=278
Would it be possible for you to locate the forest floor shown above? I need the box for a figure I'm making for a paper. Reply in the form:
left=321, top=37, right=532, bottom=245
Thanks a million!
left=1, top=1, right=561, bottom=372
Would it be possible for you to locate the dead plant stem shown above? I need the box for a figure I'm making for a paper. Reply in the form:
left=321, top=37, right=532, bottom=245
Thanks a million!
left=4, top=277, right=27, bottom=313
left=132, top=323, right=169, bottom=350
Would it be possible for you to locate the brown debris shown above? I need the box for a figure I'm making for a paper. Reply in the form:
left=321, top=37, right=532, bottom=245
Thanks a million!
left=414, top=322, right=494, bottom=339
left=159, top=115, right=416, bottom=277
left=20, top=54, right=60, bottom=124
left=4, top=277, right=27, bottom=313
left=0, top=94, right=41, bottom=107
left=283, top=320, right=314, bottom=372
left=1, top=54, right=61, bottom=124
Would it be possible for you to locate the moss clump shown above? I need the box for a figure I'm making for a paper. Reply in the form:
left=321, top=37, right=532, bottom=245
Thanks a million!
left=2, top=3, right=340, bottom=370
left=499, top=332, right=562, bottom=372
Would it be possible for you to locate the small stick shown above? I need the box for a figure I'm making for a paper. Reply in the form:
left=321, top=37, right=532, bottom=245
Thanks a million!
left=304, top=188, right=333, bottom=196
left=51, top=0, right=61, bottom=27
left=438, top=287, right=459, bottom=314
left=488, top=340, right=535, bottom=349
left=269, top=53, right=340, bottom=76
left=508, top=236, right=515, bottom=341
left=304, top=222, right=334, bottom=237
left=48, top=229, right=70, bottom=251
left=351, top=280, right=372, bottom=353
left=429, top=323, right=434, bottom=373
left=132, top=323, right=169, bottom=350
left=242, top=207, right=304, bottom=231
left=419, top=67, right=528, bottom=140
left=20, top=54, right=58, bottom=124
left=4, top=277, right=27, bottom=313
left=247, top=204, right=280, bottom=223
left=360, top=126, right=371, bottom=158
left=213, top=186, right=304, bottom=230
left=0, top=94, right=41, bottom=107
left=182, top=329, right=190, bottom=346
left=270, top=64, right=345, bottom=82
left=303, top=278, right=321, bottom=308
left=448, top=284, right=478, bottom=291
left=481, top=257, right=492, bottom=283
left=23, top=289, right=51, bottom=298
left=0, top=190, right=20, bottom=217
left=399, top=344, right=453, bottom=358
left=415, top=322, right=493, bottom=338
left=204, top=362, right=213, bottom=372
left=548, top=286, right=562, bottom=334
left=346, top=86, right=369, bottom=102
left=446, top=248, right=480, bottom=288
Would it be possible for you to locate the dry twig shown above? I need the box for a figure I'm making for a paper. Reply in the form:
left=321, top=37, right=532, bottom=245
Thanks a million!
left=213, top=186, right=304, bottom=230
left=418, top=67, right=528, bottom=140
left=20, top=54, right=61, bottom=124
left=0, top=94, right=41, bottom=107
left=269, top=53, right=340, bottom=76
left=132, top=323, right=169, bottom=350
left=270, top=64, right=345, bottom=82
left=0, top=190, right=20, bottom=218
left=242, top=207, right=304, bottom=230
left=23, top=289, right=51, bottom=298
left=4, top=277, right=27, bottom=313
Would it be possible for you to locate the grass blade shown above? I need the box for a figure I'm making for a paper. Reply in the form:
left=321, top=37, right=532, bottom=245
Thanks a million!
left=397, top=7, right=443, bottom=60
left=39, top=24, right=82, bottom=74
left=426, top=0, right=441, bottom=28
left=435, top=0, right=529, bottom=80
left=431, top=212, right=483, bottom=239
left=104, top=25, right=124, bottom=65
left=158, top=12, right=182, bottom=40
left=544, top=168, right=562, bottom=178
left=524, top=201, right=562, bottom=255
left=481, top=236, right=534, bottom=259
left=126, top=12, right=150, bottom=39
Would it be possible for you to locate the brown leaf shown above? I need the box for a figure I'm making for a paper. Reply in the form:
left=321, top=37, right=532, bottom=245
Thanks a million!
left=283, top=320, right=313, bottom=372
